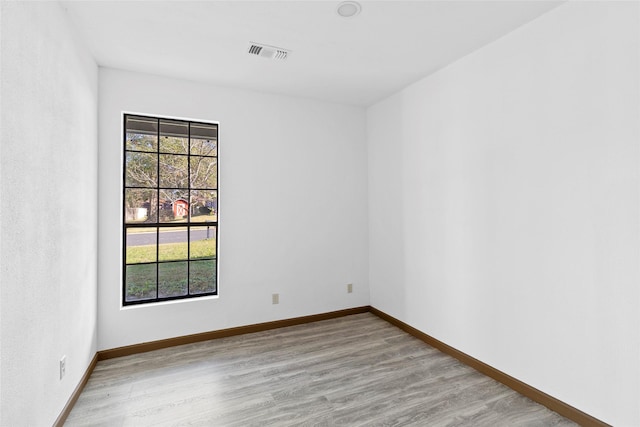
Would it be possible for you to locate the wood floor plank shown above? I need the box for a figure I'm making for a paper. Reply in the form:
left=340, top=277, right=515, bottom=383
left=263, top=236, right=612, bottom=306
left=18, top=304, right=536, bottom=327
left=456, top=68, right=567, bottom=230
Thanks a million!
left=66, top=313, right=577, bottom=426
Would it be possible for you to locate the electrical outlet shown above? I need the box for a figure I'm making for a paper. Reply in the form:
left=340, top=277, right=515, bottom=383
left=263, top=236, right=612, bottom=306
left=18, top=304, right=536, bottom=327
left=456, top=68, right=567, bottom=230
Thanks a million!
left=347, top=283, right=353, bottom=293
left=272, top=293, right=279, bottom=304
left=60, top=356, right=66, bottom=380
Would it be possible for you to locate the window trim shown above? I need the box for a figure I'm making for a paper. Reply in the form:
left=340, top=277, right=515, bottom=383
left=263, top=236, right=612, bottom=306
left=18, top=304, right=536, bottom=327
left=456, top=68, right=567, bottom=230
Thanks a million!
left=122, top=113, right=219, bottom=306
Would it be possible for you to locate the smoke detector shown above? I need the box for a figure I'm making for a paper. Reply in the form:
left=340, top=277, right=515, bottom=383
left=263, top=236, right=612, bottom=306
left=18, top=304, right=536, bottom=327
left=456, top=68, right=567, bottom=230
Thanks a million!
left=247, top=42, right=290, bottom=60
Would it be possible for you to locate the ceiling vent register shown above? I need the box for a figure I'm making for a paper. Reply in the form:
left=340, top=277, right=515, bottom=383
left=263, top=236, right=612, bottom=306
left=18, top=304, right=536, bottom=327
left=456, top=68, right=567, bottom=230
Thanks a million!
left=248, top=42, right=290, bottom=60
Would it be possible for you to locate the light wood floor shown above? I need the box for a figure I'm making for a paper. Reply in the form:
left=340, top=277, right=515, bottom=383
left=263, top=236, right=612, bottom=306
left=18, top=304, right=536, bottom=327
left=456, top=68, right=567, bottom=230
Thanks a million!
left=66, top=313, right=577, bottom=426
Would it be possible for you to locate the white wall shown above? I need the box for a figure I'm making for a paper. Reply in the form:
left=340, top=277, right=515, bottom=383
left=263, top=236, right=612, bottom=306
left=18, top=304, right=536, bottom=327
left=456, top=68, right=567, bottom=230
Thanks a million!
left=0, top=2, right=98, bottom=426
left=0, top=3, right=4, bottom=422
left=98, top=68, right=368, bottom=350
left=368, top=2, right=639, bottom=426
left=0, top=4, right=3, bottom=422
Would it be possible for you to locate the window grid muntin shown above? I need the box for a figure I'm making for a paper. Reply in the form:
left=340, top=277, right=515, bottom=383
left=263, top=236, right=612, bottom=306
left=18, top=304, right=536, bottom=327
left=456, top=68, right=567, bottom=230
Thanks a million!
left=123, top=114, right=218, bottom=305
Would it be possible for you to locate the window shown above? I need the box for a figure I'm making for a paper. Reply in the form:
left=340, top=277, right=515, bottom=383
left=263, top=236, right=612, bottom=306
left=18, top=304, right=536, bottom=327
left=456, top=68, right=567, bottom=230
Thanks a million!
left=123, top=114, right=218, bottom=305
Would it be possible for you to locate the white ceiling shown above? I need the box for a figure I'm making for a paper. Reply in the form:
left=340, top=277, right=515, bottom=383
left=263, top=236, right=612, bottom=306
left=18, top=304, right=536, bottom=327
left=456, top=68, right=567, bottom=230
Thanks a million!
left=61, top=0, right=563, bottom=106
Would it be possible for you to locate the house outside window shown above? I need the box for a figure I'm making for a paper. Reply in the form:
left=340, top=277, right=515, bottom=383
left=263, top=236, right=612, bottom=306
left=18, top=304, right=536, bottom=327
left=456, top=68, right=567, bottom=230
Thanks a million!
left=123, top=114, right=218, bottom=305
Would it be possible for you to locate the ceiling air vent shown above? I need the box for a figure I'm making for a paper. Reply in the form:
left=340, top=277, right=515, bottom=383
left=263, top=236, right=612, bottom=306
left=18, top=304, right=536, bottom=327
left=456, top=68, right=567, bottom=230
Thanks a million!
left=248, top=42, right=290, bottom=61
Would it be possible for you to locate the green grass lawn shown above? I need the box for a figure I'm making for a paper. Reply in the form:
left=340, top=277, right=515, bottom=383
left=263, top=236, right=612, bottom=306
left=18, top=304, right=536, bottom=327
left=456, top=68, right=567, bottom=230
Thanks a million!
left=126, top=259, right=216, bottom=301
left=126, top=239, right=215, bottom=263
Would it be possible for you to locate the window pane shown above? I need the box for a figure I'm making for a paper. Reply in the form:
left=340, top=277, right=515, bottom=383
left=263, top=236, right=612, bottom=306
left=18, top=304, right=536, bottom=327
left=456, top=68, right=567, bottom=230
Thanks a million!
left=190, top=123, right=217, bottom=155
left=159, top=189, right=189, bottom=222
left=126, top=116, right=157, bottom=152
left=126, top=264, right=157, bottom=302
left=190, top=226, right=216, bottom=259
left=190, top=156, right=217, bottom=189
left=159, top=227, right=188, bottom=261
left=189, top=260, right=216, bottom=295
left=125, top=189, right=157, bottom=223
left=125, top=152, right=157, bottom=188
left=160, top=120, right=188, bottom=154
left=126, top=227, right=157, bottom=264
left=159, top=262, right=188, bottom=298
left=190, top=138, right=217, bottom=156
left=190, top=190, right=217, bottom=222
left=160, top=154, right=188, bottom=188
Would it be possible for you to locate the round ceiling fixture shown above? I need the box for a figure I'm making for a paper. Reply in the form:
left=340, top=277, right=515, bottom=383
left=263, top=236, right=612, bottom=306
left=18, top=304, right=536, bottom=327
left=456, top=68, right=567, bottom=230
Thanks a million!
left=337, top=1, right=361, bottom=18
